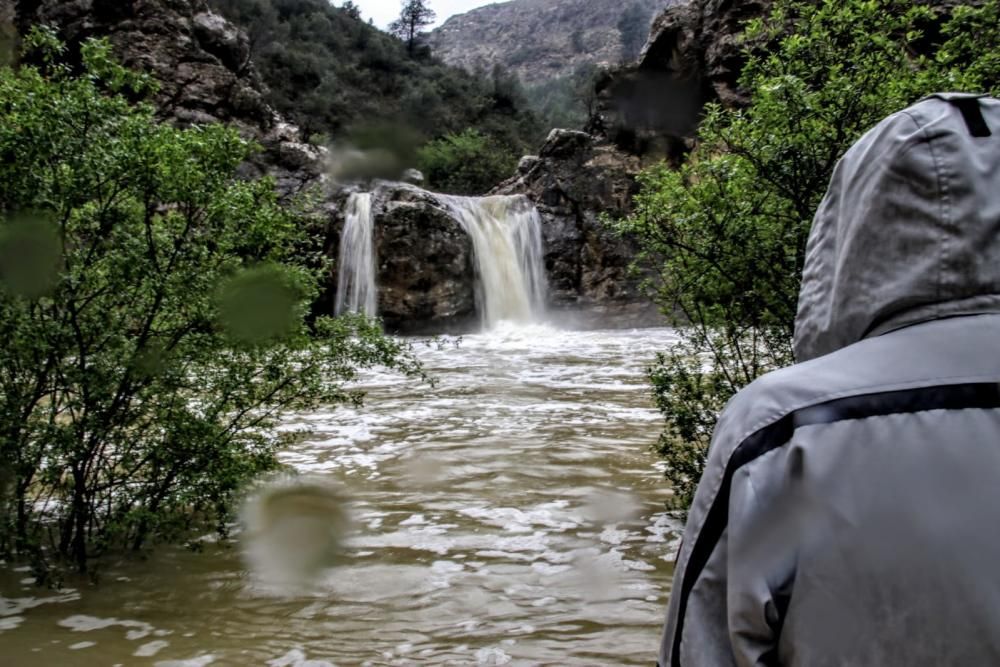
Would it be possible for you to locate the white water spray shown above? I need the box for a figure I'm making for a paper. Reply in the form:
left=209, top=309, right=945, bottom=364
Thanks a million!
left=440, top=195, right=548, bottom=328
left=334, top=192, right=377, bottom=317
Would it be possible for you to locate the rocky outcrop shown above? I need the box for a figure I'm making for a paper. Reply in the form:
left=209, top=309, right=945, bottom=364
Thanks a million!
left=430, top=0, right=675, bottom=88
left=495, top=129, right=662, bottom=326
left=593, top=0, right=964, bottom=160
left=318, top=183, right=480, bottom=334
left=642, top=0, right=769, bottom=108
left=591, top=0, right=768, bottom=160
left=369, top=185, right=477, bottom=334
left=10, top=0, right=323, bottom=195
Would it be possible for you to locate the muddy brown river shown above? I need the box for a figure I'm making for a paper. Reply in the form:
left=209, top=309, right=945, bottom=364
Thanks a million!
left=0, top=324, right=682, bottom=666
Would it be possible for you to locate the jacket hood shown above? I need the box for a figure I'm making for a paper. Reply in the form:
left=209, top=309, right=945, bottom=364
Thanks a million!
left=794, top=93, right=1000, bottom=362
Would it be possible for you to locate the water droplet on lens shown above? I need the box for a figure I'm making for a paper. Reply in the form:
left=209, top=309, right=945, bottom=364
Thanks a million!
left=0, top=214, right=61, bottom=298
left=240, top=475, right=351, bottom=590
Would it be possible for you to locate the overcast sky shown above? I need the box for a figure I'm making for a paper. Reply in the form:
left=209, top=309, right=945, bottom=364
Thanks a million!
left=348, top=0, right=500, bottom=29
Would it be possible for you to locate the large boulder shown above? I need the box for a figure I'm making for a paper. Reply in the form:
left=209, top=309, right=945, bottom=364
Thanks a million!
left=319, top=183, right=478, bottom=334
left=371, top=185, right=477, bottom=334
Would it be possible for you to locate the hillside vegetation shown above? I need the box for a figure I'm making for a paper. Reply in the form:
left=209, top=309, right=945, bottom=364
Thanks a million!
left=208, top=0, right=542, bottom=192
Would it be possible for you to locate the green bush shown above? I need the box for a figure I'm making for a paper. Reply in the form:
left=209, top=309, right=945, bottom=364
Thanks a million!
left=0, top=30, right=422, bottom=577
left=417, top=129, right=518, bottom=196
left=616, top=0, right=1000, bottom=510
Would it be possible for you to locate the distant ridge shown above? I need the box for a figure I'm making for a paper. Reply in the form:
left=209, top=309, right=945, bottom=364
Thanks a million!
left=430, top=0, right=676, bottom=87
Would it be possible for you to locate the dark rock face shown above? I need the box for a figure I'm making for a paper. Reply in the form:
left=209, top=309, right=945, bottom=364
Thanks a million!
left=319, top=183, right=479, bottom=334
left=592, top=0, right=962, bottom=160
left=370, top=185, right=477, bottom=334
left=495, top=129, right=662, bottom=326
left=11, top=0, right=323, bottom=195
left=592, top=0, right=769, bottom=160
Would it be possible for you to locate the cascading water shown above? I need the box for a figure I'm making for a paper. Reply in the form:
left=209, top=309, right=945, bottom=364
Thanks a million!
left=440, top=195, right=548, bottom=328
left=334, top=192, right=377, bottom=317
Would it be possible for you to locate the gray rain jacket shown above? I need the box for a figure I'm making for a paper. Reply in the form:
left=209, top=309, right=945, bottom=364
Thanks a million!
left=658, top=93, right=1000, bottom=667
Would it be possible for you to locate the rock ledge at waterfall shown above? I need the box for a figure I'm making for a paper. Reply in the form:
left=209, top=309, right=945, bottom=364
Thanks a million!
left=367, top=184, right=479, bottom=334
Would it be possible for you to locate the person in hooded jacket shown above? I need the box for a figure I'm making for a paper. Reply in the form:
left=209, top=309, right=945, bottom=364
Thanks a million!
left=658, top=93, right=1000, bottom=667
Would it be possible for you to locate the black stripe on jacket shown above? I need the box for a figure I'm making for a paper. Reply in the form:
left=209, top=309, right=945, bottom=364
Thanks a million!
left=669, top=382, right=1000, bottom=667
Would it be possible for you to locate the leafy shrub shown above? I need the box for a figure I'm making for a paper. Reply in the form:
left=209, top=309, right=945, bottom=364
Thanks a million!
left=0, top=30, right=422, bottom=577
left=417, top=129, right=519, bottom=195
left=617, top=0, right=1000, bottom=510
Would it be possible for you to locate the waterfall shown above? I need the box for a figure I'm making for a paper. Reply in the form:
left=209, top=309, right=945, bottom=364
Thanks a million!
left=440, top=195, right=548, bottom=328
left=335, top=192, right=377, bottom=317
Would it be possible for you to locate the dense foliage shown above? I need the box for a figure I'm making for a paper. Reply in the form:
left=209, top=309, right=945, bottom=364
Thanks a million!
left=208, top=0, right=542, bottom=190
left=617, top=0, right=1000, bottom=509
left=0, top=31, right=421, bottom=577
left=417, top=129, right=518, bottom=195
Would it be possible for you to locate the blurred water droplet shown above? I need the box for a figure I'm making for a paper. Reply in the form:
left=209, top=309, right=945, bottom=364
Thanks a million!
left=326, top=122, right=422, bottom=182
left=566, top=548, right=625, bottom=602
left=390, top=452, right=450, bottom=489
left=327, top=145, right=403, bottom=182
left=218, top=266, right=298, bottom=344
left=133, top=343, right=168, bottom=379
left=581, top=487, right=642, bottom=525
left=0, top=214, right=61, bottom=298
left=240, top=475, right=351, bottom=589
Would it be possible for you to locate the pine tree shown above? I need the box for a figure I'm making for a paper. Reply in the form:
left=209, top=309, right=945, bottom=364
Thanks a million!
left=341, top=1, right=361, bottom=20
left=389, top=0, right=436, bottom=53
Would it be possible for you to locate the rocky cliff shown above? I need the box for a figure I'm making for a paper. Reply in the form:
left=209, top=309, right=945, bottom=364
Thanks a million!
left=590, top=0, right=768, bottom=161
left=7, top=0, right=323, bottom=195
left=430, top=0, right=674, bottom=87
left=592, top=0, right=966, bottom=160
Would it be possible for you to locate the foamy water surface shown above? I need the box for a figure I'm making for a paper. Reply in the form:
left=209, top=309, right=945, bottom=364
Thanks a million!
left=0, top=324, right=683, bottom=666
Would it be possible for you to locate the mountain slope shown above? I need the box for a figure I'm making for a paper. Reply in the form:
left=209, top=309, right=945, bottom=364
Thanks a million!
left=208, top=0, right=542, bottom=153
left=430, top=0, right=676, bottom=87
